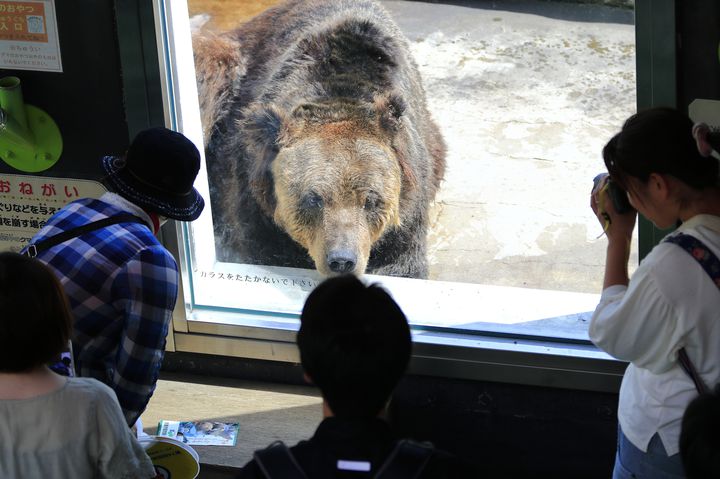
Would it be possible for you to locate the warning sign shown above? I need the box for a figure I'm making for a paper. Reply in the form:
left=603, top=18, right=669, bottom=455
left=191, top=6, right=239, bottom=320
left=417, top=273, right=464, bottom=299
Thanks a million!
left=0, top=173, right=106, bottom=252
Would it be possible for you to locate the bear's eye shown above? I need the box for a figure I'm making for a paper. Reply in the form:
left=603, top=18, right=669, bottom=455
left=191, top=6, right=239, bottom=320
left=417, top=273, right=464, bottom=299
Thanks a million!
left=364, top=193, right=382, bottom=211
left=301, top=192, right=324, bottom=210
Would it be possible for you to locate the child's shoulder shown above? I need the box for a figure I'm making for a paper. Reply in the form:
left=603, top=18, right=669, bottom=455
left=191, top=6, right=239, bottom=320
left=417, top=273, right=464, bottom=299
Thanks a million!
left=65, top=376, right=115, bottom=399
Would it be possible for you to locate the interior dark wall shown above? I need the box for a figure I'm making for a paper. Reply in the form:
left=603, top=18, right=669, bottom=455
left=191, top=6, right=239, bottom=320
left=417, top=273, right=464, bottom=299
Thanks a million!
left=676, top=0, right=720, bottom=110
left=163, top=351, right=619, bottom=478
left=389, top=375, right=618, bottom=479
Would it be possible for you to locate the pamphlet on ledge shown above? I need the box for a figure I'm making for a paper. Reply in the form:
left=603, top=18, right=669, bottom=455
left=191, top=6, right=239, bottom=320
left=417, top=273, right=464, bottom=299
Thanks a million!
left=156, top=420, right=240, bottom=446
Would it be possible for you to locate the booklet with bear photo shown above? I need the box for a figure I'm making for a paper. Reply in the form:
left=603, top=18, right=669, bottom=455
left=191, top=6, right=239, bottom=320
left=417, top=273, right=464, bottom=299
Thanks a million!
left=156, top=420, right=240, bottom=446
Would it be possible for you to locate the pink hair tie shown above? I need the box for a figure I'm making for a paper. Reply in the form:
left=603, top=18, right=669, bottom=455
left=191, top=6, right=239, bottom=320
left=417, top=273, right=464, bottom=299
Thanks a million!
left=692, top=122, right=714, bottom=158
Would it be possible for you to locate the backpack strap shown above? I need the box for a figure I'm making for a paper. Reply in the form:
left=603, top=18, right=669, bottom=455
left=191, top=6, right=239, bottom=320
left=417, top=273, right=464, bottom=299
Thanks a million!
left=664, top=232, right=720, bottom=395
left=665, top=233, right=720, bottom=286
left=23, top=213, right=148, bottom=258
left=253, top=441, right=308, bottom=479
left=374, top=439, right=435, bottom=479
left=678, top=348, right=710, bottom=395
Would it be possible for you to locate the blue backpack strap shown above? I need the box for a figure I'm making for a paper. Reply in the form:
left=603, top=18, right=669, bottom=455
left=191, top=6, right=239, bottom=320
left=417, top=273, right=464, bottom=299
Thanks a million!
left=663, top=233, right=720, bottom=395
left=253, top=441, right=308, bottom=479
left=664, top=233, right=720, bottom=287
left=374, top=439, right=435, bottom=479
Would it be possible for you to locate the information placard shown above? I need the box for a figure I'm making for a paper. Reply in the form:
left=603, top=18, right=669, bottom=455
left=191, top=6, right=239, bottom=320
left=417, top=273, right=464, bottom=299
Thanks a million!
left=0, top=0, right=62, bottom=72
left=0, top=173, right=105, bottom=251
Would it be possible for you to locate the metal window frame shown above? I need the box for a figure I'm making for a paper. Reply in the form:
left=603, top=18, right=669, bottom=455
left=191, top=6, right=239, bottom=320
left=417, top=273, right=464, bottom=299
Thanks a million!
left=635, top=0, right=678, bottom=260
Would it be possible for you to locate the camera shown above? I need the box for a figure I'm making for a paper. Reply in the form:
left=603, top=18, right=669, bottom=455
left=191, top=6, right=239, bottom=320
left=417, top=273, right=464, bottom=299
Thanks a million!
left=593, top=173, right=633, bottom=214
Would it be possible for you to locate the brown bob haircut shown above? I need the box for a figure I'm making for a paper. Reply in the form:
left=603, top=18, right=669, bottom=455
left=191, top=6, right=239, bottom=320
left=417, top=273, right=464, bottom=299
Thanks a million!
left=0, top=252, right=73, bottom=372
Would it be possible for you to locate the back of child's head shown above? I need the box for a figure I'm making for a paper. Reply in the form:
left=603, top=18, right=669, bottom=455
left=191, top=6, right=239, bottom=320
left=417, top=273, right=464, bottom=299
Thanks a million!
left=603, top=107, right=719, bottom=192
left=0, top=252, right=73, bottom=372
left=298, top=274, right=411, bottom=418
left=680, top=387, right=720, bottom=479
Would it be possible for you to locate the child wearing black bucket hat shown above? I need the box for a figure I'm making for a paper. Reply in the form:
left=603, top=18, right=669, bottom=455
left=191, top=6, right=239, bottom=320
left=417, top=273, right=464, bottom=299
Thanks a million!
left=22, top=127, right=205, bottom=428
left=101, top=127, right=204, bottom=222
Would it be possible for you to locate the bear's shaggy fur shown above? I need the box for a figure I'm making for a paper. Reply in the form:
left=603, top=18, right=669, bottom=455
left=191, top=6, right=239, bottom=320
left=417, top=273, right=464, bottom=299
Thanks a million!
left=194, top=0, right=445, bottom=278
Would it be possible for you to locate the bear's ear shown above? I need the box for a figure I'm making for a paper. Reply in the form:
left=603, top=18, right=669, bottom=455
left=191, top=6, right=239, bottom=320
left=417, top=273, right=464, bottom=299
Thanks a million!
left=373, top=94, right=417, bottom=188
left=374, top=93, right=406, bottom=134
left=242, top=105, right=289, bottom=215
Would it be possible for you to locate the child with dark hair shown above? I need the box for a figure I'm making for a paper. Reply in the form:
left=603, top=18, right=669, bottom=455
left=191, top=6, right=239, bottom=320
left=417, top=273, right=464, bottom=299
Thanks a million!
left=589, top=107, right=720, bottom=478
left=239, top=274, right=477, bottom=478
left=0, top=252, right=157, bottom=478
left=297, top=274, right=411, bottom=419
left=680, top=386, right=720, bottom=479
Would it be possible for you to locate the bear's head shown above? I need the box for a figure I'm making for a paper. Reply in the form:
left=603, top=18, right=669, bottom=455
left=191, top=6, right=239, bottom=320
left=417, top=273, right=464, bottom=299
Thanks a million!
left=242, top=94, right=413, bottom=276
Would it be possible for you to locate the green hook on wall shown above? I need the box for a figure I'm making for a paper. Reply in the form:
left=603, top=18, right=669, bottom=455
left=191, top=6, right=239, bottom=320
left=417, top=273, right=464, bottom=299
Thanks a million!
left=0, top=76, right=63, bottom=173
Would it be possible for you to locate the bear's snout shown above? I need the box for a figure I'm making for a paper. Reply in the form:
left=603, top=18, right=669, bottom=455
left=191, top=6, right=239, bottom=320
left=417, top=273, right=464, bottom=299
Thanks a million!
left=326, top=249, right=358, bottom=274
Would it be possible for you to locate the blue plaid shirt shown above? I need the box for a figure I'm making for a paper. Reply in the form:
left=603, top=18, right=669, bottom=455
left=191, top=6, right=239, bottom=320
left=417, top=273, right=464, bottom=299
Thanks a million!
left=23, top=194, right=178, bottom=426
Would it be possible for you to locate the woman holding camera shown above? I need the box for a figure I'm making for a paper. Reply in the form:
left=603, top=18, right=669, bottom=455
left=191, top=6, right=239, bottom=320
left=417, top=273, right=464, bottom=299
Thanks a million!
left=589, top=107, right=720, bottom=478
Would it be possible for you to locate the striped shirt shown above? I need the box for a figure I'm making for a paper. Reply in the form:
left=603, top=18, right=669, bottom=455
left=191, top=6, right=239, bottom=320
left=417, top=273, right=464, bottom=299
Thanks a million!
left=23, top=193, right=178, bottom=426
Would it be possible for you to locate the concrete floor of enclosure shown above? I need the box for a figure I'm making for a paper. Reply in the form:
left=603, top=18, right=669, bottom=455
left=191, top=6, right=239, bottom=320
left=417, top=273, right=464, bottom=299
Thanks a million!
left=140, top=371, right=321, bottom=477
left=188, top=0, right=638, bottom=294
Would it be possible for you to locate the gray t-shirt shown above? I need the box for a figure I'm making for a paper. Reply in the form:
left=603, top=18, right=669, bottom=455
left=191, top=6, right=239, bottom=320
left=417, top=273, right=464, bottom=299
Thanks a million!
left=0, top=376, right=156, bottom=478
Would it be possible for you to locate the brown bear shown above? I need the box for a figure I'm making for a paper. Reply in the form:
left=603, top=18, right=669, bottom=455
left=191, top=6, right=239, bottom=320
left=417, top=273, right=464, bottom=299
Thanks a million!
left=194, top=0, right=446, bottom=278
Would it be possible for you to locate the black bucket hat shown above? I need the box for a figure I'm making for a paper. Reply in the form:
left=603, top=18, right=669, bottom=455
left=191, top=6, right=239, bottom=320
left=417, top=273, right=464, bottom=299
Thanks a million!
left=102, top=127, right=205, bottom=221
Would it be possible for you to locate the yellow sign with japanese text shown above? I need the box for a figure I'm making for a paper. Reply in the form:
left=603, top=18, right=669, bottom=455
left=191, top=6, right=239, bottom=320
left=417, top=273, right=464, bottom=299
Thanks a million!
left=0, top=173, right=105, bottom=252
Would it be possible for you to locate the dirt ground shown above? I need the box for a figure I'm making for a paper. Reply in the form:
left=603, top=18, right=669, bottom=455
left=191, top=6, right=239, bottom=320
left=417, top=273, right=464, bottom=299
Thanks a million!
left=187, top=0, right=281, bottom=31
left=187, top=0, right=637, bottom=294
